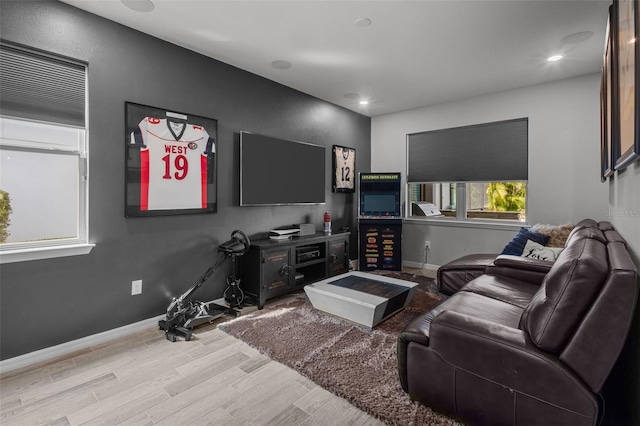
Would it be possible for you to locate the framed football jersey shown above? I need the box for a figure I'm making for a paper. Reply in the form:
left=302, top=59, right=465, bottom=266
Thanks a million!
left=124, top=102, right=217, bottom=217
left=332, top=145, right=356, bottom=193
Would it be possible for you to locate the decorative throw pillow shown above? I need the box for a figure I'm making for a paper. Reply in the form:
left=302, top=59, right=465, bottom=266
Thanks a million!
left=530, top=223, right=574, bottom=248
left=520, top=240, right=564, bottom=261
left=501, top=227, right=550, bottom=256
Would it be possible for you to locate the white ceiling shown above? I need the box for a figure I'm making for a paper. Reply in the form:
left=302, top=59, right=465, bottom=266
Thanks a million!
left=61, top=0, right=610, bottom=117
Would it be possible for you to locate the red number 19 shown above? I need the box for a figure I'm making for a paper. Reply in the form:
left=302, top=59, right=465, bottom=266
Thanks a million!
left=162, top=154, right=189, bottom=180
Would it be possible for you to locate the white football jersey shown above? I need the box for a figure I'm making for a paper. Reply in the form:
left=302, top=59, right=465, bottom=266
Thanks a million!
left=334, top=146, right=354, bottom=190
left=131, top=117, right=215, bottom=210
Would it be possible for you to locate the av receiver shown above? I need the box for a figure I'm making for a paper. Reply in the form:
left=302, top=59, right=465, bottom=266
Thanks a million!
left=296, top=246, right=321, bottom=263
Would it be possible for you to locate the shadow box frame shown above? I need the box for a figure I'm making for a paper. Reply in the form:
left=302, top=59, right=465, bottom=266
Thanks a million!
left=124, top=102, right=218, bottom=218
left=613, top=0, right=640, bottom=171
left=601, top=5, right=617, bottom=181
left=332, top=145, right=356, bottom=193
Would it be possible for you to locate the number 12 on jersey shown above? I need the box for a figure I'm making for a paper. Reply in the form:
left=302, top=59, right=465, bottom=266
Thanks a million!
left=333, top=145, right=356, bottom=192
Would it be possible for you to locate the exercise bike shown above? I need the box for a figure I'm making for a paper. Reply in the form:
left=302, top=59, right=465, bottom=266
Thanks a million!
left=158, top=230, right=251, bottom=342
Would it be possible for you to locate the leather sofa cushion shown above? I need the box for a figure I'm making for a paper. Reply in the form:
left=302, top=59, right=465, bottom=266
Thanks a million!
left=426, top=310, right=600, bottom=418
left=461, top=274, right=539, bottom=309
left=484, top=255, right=551, bottom=287
left=570, top=218, right=598, bottom=231
left=438, top=253, right=498, bottom=270
left=493, top=254, right=554, bottom=274
left=598, top=221, right=615, bottom=231
left=559, top=241, right=639, bottom=392
left=417, top=291, right=524, bottom=342
left=604, top=229, right=627, bottom=246
left=437, top=253, right=497, bottom=295
left=521, top=237, right=609, bottom=353
left=397, top=290, right=524, bottom=392
left=565, top=219, right=606, bottom=247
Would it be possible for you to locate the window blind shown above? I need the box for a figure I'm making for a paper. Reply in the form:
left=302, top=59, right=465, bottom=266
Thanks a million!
left=406, top=118, right=528, bottom=182
left=0, top=43, right=86, bottom=127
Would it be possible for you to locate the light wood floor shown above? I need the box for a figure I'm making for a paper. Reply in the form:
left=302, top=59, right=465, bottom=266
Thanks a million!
left=0, top=268, right=435, bottom=426
left=0, top=323, right=386, bottom=426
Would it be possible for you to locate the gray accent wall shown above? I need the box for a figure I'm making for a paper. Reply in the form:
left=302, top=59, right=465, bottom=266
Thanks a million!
left=0, top=1, right=370, bottom=360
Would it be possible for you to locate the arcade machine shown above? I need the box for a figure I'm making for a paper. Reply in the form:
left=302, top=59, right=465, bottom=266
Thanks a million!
left=358, top=173, right=402, bottom=271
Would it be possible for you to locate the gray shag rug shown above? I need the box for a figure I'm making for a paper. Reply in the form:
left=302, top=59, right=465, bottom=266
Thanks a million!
left=218, top=271, right=462, bottom=425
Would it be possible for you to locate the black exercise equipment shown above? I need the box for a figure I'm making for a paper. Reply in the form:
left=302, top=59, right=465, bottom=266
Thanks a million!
left=158, top=230, right=251, bottom=342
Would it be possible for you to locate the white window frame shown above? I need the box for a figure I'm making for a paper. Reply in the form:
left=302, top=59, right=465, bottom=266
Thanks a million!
left=0, top=116, right=93, bottom=264
left=405, top=182, right=528, bottom=227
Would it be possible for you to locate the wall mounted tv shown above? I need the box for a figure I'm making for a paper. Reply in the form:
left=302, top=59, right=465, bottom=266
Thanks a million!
left=240, top=131, right=326, bottom=206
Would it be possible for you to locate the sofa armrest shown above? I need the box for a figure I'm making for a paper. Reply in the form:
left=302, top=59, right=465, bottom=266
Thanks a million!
left=493, top=254, right=554, bottom=272
left=427, top=310, right=598, bottom=416
left=485, top=254, right=553, bottom=285
left=397, top=313, right=433, bottom=391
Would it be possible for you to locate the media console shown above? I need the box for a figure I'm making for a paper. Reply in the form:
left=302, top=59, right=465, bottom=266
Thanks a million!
left=241, top=232, right=350, bottom=309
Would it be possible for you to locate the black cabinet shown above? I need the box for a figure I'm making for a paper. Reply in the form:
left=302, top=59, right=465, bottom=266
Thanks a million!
left=241, top=232, right=350, bottom=309
left=328, top=237, right=349, bottom=276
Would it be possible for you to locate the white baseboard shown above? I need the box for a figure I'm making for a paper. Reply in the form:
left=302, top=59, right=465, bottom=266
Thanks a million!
left=402, top=260, right=440, bottom=271
left=350, top=259, right=440, bottom=272
left=0, top=314, right=164, bottom=374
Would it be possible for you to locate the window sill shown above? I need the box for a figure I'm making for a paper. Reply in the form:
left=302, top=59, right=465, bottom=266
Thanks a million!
left=404, top=217, right=526, bottom=232
left=0, top=243, right=95, bottom=264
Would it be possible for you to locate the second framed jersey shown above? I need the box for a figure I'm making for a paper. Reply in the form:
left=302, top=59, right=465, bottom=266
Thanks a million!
left=332, top=145, right=356, bottom=193
left=125, top=102, right=217, bottom=217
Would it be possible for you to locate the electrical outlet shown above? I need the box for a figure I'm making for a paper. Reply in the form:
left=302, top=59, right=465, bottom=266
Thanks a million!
left=425, top=240, right=431, bottom=250
left=131, top=279, right=142, bottom=295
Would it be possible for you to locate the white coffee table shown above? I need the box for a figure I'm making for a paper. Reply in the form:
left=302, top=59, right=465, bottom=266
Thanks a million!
left=304, top=271, right=418, bottom=328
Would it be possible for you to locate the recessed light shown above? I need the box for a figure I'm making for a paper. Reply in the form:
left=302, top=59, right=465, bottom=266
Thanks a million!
left=561, top=31, right=593, bottom=45
left=344, top=93, right=369, bottom=105
left=547, top=54, right=564, bottom=62
left=121, top=0, right=154, bottom=12
left=271, top=60, right=292, bottom=70
left=354, top=18, right=372, bottom=28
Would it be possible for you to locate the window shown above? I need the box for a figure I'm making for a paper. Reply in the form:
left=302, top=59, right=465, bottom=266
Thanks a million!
left=409, top=182, right=456, bottom=218
left=466, top=182, right=526, bottom=220
left=409, top=182, right=526, bottom=221
left=406, top=118, right=528, bottom=223
left=0, top=43, right=91, bottom=262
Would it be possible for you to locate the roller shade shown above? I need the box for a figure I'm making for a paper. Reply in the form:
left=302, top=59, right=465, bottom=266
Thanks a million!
left=0, top=44, right=86, bottom=127
left=407, top=118, right=528, bottom=182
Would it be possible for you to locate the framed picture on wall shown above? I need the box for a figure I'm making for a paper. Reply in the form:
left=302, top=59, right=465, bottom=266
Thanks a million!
left=332, top=145, right=356, bottom=193
left=124, top=102, right=217, bottom=217
left=613, top=0, right=639, bottom=170
left=601, top=72, right=610, bottom=181
left=601, top=6, right=617, bottom=181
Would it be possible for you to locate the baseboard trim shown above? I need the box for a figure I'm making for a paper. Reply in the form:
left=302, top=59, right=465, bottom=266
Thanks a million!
left=403, top=260, right=440, bottom=271
left=352, top=259, right=441, bottom=272
left=0, top=314, right=164, bottom=374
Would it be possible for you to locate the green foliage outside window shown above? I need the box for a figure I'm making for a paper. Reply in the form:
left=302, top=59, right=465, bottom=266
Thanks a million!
left=0, top=190, right=12, bottom=243
left=486, top=182, right=526, bottom=212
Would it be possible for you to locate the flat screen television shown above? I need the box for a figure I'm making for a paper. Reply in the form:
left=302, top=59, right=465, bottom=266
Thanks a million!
left=240, top=131, right=326, bottom=206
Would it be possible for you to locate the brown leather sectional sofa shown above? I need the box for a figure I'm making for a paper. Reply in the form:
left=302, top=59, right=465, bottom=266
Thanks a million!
left=397, top=219, right=638, bottom=425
